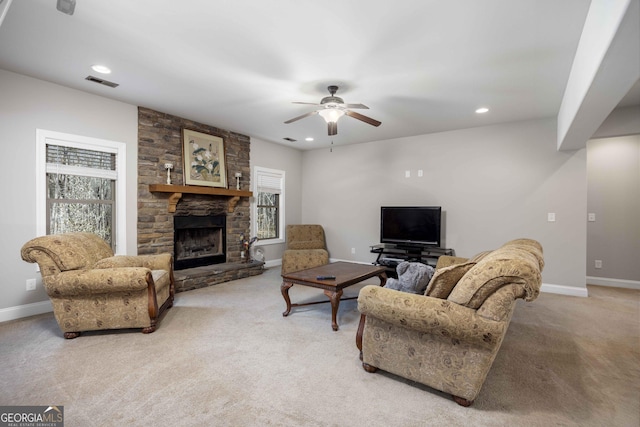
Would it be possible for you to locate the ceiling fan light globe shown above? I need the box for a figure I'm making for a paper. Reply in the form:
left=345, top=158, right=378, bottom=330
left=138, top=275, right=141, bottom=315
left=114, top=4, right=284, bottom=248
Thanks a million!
left=321, top=96, right=344, bottom=105
left=318, top=108, right=345, bottom=124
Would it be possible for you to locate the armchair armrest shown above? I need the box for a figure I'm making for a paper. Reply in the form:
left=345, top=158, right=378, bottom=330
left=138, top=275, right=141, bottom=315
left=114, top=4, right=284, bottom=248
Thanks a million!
left=93, top=253, right=172, bottom=272
left=357, top=285, right=506, bottom=349
left=45, top=267, right=153, bottom=297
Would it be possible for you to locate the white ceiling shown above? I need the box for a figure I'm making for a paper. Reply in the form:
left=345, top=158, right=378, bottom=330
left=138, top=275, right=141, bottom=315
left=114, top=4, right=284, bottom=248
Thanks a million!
left=0, top=0, right=603, bottom=150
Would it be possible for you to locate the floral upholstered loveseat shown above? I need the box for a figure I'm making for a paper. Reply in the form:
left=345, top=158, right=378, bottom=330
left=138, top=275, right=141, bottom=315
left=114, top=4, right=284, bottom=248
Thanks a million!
left=356, top=238, right=544, bottom=406
left=21, top=232, right=175, bottom=339
left=281, top=224, right=329, bottom=275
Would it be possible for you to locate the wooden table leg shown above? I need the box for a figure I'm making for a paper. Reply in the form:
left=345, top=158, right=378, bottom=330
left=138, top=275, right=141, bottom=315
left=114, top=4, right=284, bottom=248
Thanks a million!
left=356, top=313, right=366, bottom=360
left=324, top=289, right=343, bottom=331
left=281, top=281, right=293, bottom=316
left=378, top=272, right=387, bottom=287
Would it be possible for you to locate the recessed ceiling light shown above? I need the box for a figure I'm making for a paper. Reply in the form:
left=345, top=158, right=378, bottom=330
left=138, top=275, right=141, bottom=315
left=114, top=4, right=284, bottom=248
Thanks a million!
left=305, top=137, right=314, bottom=141
left=475, top=107, right=489, bottom=114
left=91, top=64, right=111, bottom=74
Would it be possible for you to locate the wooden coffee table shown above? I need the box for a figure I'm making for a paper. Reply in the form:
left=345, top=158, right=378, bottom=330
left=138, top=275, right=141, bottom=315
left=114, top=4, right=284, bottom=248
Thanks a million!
left=281, top=262, right=387, bottom=331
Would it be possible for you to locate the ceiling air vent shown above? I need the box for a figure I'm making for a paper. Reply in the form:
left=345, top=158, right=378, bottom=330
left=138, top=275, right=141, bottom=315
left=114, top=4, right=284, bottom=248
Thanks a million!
left=283, top=137, right=296, bottom=142
left=85, top=75, right=119, bottom=88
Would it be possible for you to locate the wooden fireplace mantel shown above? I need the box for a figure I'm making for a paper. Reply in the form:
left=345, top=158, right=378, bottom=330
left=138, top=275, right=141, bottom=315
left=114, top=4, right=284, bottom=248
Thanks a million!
left=149, top=184, right=253, bottom=213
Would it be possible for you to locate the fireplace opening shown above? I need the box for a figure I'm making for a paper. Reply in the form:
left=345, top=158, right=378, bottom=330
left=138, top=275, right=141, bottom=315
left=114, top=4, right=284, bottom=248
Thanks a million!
left=174, top=215, right=226, bottom=270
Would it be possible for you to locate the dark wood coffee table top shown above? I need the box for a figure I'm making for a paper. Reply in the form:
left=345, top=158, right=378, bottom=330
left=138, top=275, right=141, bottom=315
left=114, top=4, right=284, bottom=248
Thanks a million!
left=282, top=262, right=387, bottom=290
left=281, top=262, right=388, bottom=331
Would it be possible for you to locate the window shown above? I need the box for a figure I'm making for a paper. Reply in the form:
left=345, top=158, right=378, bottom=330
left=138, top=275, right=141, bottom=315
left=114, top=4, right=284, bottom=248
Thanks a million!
left=36, top=130, right=127, bottom=253
left=253, top=167, right=284, bottom=243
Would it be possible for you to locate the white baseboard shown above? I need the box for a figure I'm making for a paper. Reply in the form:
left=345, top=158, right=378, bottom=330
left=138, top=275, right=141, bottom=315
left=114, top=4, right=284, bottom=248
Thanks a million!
left=541, top=283, right=589, bottom=297
left=264, top=259, right=281, bottom=269
left=328, top=260, right=593, bottom=298
left=586, top=276, right=640, bottom=290
left=265, top=258, right=373, bottom=268
left=336, top=260, right=592, bottom=298
left=0, top=300, right=52, bottom=323
left=6, top=274, right=620, bottom=323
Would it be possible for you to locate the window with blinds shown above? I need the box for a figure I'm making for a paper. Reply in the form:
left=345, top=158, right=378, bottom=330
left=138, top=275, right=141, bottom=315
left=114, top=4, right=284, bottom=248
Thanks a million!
left=46, top=144, right=117, bottom=248
left=254, top=167, right=285, bottom=241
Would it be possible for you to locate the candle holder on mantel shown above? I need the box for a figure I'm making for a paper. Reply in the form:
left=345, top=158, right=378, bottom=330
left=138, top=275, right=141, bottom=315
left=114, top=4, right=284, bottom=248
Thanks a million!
left=164, top=163, right=174, bottom=185
left=234, top=172, right=242, bottom=190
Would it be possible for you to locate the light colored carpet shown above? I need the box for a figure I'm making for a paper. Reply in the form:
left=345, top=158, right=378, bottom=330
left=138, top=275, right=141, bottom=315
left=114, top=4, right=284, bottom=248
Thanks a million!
left=0, top=267, right=638, bottom=427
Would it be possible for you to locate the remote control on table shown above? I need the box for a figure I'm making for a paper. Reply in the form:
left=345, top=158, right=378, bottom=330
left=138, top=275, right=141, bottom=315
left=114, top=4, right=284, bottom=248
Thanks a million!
left=316, top=275, right=336, bottom=280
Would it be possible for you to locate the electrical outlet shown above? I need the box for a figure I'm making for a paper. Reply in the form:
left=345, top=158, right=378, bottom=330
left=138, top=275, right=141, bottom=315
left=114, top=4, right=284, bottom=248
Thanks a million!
left=351, top=248, right=356, bottom=254
left=595, top=260, right=602, bottom=269
left=547, top=213, right=556, bottom=222
left=26, top=279, right=36, bottom=291
left=405, top=170, right=410, bottom=178
left=588, top=213, right=596, bottom=222
left=418, top=169, right=423, bottom=177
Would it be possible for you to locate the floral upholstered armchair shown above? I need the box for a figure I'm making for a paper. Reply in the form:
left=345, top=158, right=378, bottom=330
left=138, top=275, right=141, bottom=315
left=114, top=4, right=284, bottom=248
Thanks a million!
left=356, top=239, right=544, bottom=406
left=21, top=232, right=175, bottom=339
left=281, top=225, right=329, bottom=275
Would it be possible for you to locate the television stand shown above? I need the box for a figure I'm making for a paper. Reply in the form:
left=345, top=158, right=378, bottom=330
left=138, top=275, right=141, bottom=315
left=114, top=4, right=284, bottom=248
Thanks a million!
left=370, top=244, right=455, bottom=278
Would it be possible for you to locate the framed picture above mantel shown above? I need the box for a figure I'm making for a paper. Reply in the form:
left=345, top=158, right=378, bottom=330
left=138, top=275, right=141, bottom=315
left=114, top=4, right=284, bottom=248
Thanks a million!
left=182, top=128, right=227, bottom=188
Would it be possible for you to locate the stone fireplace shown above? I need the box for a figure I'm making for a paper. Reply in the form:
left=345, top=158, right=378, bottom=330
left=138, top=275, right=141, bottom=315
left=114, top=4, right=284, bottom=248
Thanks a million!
left=173, top=214, right=226, bottom=270
left=136, top=107, right=264, bottom=292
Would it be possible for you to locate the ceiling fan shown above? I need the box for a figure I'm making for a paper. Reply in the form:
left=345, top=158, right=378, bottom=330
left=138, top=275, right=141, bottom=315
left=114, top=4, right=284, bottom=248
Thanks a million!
left=284, top=85, right=381, bottom=136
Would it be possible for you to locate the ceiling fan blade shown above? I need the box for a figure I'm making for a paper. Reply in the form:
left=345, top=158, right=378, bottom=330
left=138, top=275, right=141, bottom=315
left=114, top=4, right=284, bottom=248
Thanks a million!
left=284, top=110, right=318, bottom=124
left=342, top=103, right=369, bottom=109
left=328, top=121, right=337, bottom=136
left=345, top=110, right=381, bottom=127
left=292, top=102, right=322, bottom=106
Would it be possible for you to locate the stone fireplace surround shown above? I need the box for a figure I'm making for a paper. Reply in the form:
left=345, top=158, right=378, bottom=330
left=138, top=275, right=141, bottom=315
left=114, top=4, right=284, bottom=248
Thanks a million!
left=137, top=107, right=263, bottom=292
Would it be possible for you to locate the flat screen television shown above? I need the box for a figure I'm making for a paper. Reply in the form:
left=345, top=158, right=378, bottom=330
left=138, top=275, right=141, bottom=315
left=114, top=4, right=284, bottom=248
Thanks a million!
left=380, top=206, right=442, bottom=248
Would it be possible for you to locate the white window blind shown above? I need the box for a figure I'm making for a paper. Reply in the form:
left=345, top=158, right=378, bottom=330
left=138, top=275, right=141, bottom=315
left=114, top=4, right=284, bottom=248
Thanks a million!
left=46, top=144, right=118, bottom=179
left=257, top=171, right=283, bottom=194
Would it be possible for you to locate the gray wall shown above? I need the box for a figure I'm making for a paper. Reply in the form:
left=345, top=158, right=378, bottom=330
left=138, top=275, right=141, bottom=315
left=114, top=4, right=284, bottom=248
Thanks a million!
left=300, top=119, right=588, bottom=291
left=1, top=67, right=635, bottom=319
left=0, top=69, right=305, bottom=319
left=0, top=69, right=138, bottom=316
left=592, top=106, right=640, bottom=139
left=586, top=134, right=640, bottom=281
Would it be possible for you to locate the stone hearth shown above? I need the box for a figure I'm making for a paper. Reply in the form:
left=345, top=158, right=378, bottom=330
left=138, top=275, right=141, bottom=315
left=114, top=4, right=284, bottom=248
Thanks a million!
left=174, top=261, right=264, bottom=292
left=136, top=107, right=263, bottom=292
